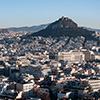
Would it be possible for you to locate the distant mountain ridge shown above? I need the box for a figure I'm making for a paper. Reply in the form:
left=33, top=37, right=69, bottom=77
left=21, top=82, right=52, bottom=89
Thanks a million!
left=83, top=27, right=100, bottom=33
left=28, top=16, right=96, bottom=40
left=7, top=24, right=48, bottom=32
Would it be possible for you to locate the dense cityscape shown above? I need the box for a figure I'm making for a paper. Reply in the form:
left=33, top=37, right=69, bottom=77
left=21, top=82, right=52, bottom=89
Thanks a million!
left=0, top=16, right=99, bottom=100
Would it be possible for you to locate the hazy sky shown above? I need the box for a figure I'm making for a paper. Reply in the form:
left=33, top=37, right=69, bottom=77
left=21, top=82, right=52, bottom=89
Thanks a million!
left=0, top=0, right=100, bottom=29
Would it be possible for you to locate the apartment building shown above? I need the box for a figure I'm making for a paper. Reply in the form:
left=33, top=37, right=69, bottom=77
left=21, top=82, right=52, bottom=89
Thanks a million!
left=58, top=50, right=85, bottom=63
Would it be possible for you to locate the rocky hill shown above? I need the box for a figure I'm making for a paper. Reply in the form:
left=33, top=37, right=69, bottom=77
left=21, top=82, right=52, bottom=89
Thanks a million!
left=29, top=16, right=95, bottom=40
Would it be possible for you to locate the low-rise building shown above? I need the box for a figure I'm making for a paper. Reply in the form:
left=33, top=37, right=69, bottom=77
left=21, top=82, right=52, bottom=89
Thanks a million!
left=88, top=79, right=100, bottom=92
left=16, top=82, right=34, bottom=98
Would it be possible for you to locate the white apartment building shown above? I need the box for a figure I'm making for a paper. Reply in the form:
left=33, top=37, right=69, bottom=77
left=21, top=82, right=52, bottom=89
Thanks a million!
left=58, top=50, right=85, bottom=63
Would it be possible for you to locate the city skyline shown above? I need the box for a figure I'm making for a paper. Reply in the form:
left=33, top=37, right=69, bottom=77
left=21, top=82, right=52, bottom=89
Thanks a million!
left=0, top=0, right=100, bottom=29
